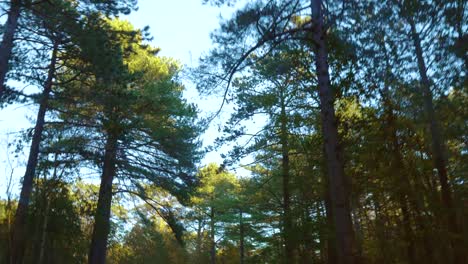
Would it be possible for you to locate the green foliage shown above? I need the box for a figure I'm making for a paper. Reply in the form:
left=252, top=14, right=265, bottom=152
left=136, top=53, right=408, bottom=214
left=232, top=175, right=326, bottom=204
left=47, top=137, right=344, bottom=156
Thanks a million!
left=108, top=216, right=187, bottom=264
left=1, top=0, right=466, bottom=263
left=47, top=18, right=202, bottom=201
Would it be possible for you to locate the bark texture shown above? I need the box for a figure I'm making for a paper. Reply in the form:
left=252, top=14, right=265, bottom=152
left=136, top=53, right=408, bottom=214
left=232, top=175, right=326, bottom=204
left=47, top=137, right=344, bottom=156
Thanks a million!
left=279, top=88, right=295, bottom=263
left=210, top=207, right=216, bottom=264
left=381, top=84, right=417, bottom=264
left=239, top=210, right=245, bottom=264
left=10, top=41, right=58, bottom=264
left=407, top=16, right=464, bottom=264
left=88, top=133, right=118, bottom=264
left=0, top=0, right=21, bottom=98
left=310, top=1, right=356, bottom=263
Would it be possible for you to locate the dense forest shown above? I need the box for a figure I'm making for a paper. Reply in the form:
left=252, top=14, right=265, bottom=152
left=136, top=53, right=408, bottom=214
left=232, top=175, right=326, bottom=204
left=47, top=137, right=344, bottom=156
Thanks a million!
left=0, top=0, right=466, bottom=264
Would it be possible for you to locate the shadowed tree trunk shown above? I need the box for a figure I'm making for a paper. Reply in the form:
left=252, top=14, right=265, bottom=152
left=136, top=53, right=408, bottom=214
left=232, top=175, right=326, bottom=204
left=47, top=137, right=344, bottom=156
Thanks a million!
left=10, top=40, right=58, bottom=264
left=0, top=0, right=21, bottom=98
left=239, top=210, right=245, bottom=264
left=380, top=78, right=417, bottom=264
left=315, top=200, right=326, bottom=263
left=387, top=108, right=420, bottom=264
left=380, top=37, right=437, bottom=263
left=279, top=85, right=296, bottom=263
left=210, top=207, right=216, bottom=264
left=88, top=132, right=118, bottom=264
left=324, top=191, right=337, bottom=264
left=405, top=14, right=464, bottom=264
left=373, top=196, right=392, bottom=263
left=310, top=0, right=356, bottom=263
left=37, top=197, right=50, bottom=264
left=36, top=153, right=60, bottom=264
left=196, top=217, right=203, bottom=257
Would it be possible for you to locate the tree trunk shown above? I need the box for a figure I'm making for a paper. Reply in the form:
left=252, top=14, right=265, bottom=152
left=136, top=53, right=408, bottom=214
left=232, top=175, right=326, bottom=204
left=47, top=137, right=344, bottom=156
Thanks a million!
left=380, top=81, right=417, bottom=264
left=239, top=210, right=245, bottom=264
left=0, top=0, right=21, bottom=98
left=88, top=133, right=118, bottom=264
left=36, top=153, right=59, bottom=264
left=5, top=169, right=14, bottom=264
left=407, top=17, right=464, bottom=264
left=315, top=201, right=326, bottom=263
left=324, top=194, right=337, bottom=264
left=279, top=88, right=295, bottom=263
left=10, top=40, right=58, bottom=264
left=299, top=205, right=314, bottom=263
left=210, top=207, right=216, bottom=264
left=310, top=1, right=356, bottom=263
left=372, top=194, right=390, bottom=264
left=351, top=204, right=363, bottom=261
left=399, top=197, right=416, bottom=263
left=196, top=217, right=203, bottom=257
left=37, top=198, right=50, bottom=264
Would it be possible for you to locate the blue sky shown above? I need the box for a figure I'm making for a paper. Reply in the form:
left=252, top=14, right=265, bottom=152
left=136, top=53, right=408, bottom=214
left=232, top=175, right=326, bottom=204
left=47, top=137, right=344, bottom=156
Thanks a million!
left=127, top=0, right=229, bottom=66
left=0, top=0, right=245, bottom=197
left=124, top=0, right=250, bottom=167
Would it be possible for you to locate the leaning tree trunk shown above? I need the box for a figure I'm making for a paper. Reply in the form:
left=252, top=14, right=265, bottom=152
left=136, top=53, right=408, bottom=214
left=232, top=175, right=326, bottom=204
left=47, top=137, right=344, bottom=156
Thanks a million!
left=407, top=16, right=464, bottom=264
left=310, top=1, right=356, bottom=263
left=0, top=0, right=21, bottom=98
left=88, top=132, right=118, bottom=264
left=10, top=40, right=58, bottom=264
left=380, top=37, right=438, bottom=263
left=279, top=87, right=295, bottom=263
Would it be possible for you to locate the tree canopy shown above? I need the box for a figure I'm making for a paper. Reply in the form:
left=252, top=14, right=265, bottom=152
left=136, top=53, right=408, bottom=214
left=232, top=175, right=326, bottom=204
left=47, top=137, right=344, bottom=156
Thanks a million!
left=0, top=0, right=466, bottom=264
